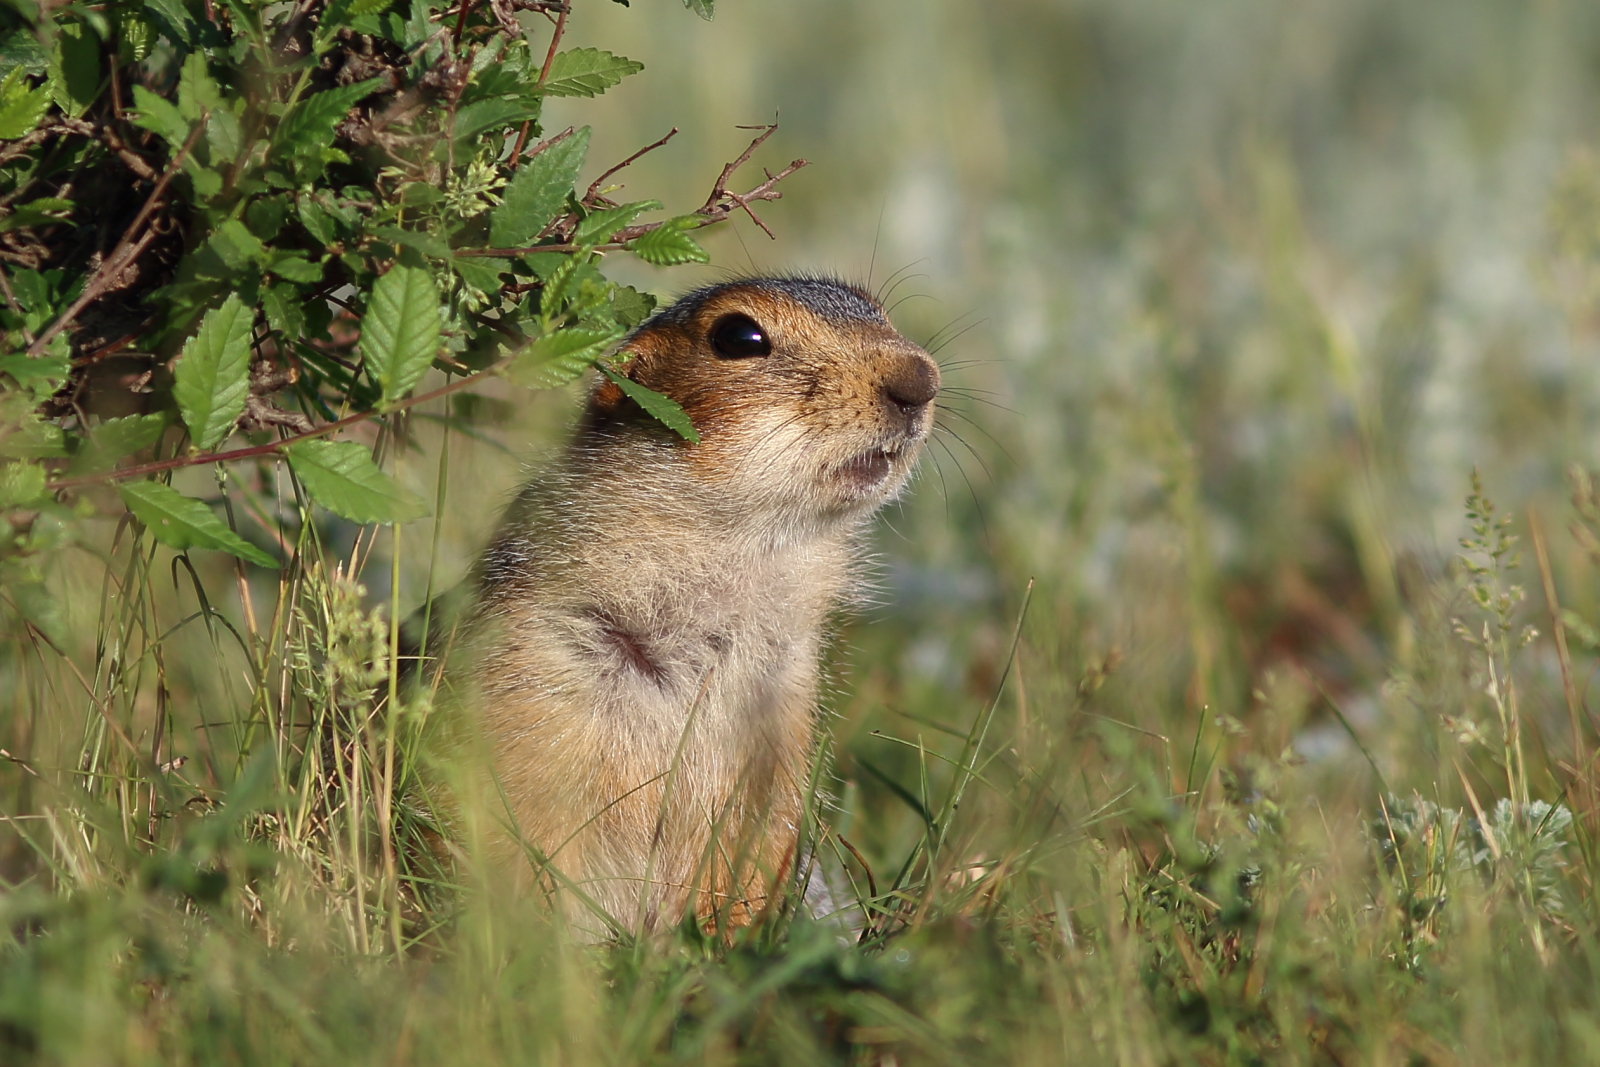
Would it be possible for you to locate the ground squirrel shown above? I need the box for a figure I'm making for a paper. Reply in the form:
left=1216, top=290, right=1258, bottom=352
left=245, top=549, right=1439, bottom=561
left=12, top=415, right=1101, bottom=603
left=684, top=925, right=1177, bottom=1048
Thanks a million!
left=460, top=275, right=939, bottom=937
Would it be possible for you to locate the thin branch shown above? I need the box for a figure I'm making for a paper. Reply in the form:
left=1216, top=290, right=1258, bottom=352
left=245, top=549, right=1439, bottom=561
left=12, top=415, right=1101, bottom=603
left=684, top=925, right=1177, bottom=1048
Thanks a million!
left=459, top=138, right=808, bottom=257
left=584, top=127, right=678, bottom=203
left=27, top=120, right=206, bottom=358
left=47, top=363, right=504, bottom=492
left=510, top=1, right=569, bottom=166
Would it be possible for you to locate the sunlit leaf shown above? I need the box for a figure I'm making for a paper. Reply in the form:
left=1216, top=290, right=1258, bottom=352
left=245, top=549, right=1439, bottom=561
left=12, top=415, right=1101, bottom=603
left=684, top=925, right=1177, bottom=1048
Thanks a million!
left=628, top=216, right=709, bottom=265
left=173, top=294, right=254, bottom=451
left=538, top=48, right=642, bottom=98
left=505, top=326, right=618, bottom=389
left=359, top=265, right=440, bottom=405
left=119, top=481, right=277, bottom=567
left=490, top=126, right=590, bottom=248
left=286, top=439, right=428, bottom=524
left=600, top=366, right=699, bottom=442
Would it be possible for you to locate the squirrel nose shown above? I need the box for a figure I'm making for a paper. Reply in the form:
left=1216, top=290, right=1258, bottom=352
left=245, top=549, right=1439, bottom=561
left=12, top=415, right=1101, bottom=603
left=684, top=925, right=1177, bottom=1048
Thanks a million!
left=882, top=354, right=939, bottom=413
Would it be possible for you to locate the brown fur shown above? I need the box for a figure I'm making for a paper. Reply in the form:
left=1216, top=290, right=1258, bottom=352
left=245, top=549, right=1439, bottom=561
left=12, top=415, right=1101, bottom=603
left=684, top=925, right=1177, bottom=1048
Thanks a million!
left=458, top=277, right=938, bottom=938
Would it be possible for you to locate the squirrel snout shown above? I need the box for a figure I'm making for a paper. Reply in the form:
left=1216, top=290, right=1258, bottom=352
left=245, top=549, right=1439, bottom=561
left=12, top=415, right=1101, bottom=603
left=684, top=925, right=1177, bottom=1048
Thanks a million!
left=881, top=353, right=940, bottom=414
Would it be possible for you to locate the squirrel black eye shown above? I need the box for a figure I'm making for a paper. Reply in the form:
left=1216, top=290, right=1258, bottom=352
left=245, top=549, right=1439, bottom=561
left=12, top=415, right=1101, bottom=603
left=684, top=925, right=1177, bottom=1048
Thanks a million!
left=710, top=314, right=772, bottom=358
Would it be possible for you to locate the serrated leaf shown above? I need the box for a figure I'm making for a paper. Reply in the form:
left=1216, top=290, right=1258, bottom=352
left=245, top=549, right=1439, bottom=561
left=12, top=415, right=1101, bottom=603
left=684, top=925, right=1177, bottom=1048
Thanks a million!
left=0, top=461, right=45, bottom=508
left=274, top=77, right=385, bottom=160
left=490, top=126, right=589, bottom=248
left=70, top=413, right=169, bottom=474
left=629, top=217, right=709, bottom=265
left=285, top=439, right=427, bottom=524
left=131, top=84, right=191, bottom=149
left=266, top=250, right=324, bottom=283
left=0, top=197, right=74, bottom=233
left=375, top=225, right=451, bottom=260
left=48, top=21, right=100, bottom=117
left=538, top=48, right=642, bottom=98
left=506, top=326, right=618, bottom=389
left=207, top=107, right=243, bottom=160
left=177, top=51, right=223, bottom=122
left=118, top=481, right=277, bottom=567
left=142, top=0, right=194, bottom=44
left=262, top=282, right=305, bottom=341
left=0, top=414, right=64, bottom=458
left=600, top=367, right=699, bottom=442
left=571, top=199, right=659, bottom=247
left=682, top=0, right=713, bottom=19
left=173, top=294, right=254, bottom=451
left=450, top=96, right=540, bottom=144
left=359, top=266, right=440, bottom=405
left=350, top=0, right=394, bottom=15
left=0, top=353, right=69, bottom=397
left=210, top=218, right=266, bottom=270
left=610, top=285, right=657, bottom=329
left=0, top=69, right=50, bottom=139
left=451, top=256, right=507, bottom=294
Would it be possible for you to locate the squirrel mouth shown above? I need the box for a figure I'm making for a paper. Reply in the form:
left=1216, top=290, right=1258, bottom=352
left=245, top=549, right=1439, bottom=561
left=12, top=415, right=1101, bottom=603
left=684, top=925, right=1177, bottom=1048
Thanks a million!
left=837, top=446, right=904, bottom=491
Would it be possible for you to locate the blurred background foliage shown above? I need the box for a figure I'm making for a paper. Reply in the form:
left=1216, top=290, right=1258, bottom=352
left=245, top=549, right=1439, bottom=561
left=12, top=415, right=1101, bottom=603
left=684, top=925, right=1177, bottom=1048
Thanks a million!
left=525, top=0, right=1600, bottom=807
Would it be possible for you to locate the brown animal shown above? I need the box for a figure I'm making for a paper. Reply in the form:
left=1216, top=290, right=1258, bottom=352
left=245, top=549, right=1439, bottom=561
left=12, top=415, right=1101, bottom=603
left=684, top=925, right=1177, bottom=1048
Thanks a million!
left=458, top=276, right=938, bottom=938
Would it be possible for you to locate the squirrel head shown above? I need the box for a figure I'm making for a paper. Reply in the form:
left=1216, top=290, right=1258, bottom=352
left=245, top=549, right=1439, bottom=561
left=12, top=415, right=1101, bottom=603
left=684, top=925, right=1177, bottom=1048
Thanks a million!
left=583, top=276, right=940, bottom=527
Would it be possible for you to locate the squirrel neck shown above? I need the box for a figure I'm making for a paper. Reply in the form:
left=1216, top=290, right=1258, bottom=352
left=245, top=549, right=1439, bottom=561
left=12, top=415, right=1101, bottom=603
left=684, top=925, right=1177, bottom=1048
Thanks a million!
left=480, top=427, right=867, bottom=631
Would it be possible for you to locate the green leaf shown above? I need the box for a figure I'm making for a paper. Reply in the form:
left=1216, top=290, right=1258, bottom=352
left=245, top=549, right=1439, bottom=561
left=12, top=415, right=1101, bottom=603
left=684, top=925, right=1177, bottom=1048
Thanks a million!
left=505, top=326, right=618, bottom=389
left=70, top=413, right=170, bottom=474
left=142, top=0, right=195, bottom=44
left=131, top=84, right=191, bottom=149
left=450, top=96, right=540, bottom=144
left=538, top=48, right=642, bottom=98
left=0, top=197, right=74, bottom=233
left=609, top=285, right=657, bottom=329
left=0, top=460, right=46, bottom=508
left=0, top=353, right=69, bottom=397
left=266, top=250, right=324, bottom=283
left=176, top=51, right=223, bottom=122
left=350, top=0, right=395, bottom=15
left=118, top=481, right=277, bottom=567
left=285, top=439, right=428, bottom=524
left=375, top=225, right=452, bottom=260
left=0, top=69, right=50, bottom=139
left=600, top=367, right=699, bottom=442
left=628, top=216, right=709, bottom=265
left=48, top=21, right=100, bottom=117
left=451, top=256, right=507, bottom=294
left=0, top=414, right=64, bottom=458
left=207, top=107, right=243, bottom=161
left=682, top=0, right=713, bottom=19
left=359, top=265, right=440, bottom=405
left=571, top=199, right=659, bottom=247
left=274, top=77, right=385, bottom=160
left=173, top=294, right=254, bottom=451
left=210, top=218, right=267, bottom=270
left=262, top=282, right=305, bottom=341
left=490, top=127, right=589, bottom=248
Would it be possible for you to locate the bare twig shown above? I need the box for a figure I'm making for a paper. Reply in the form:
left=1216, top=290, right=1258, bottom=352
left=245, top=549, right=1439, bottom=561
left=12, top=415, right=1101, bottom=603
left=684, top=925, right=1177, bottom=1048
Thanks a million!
left=584, top=127, right=679, bottom=203
left=27, top=120, right=206, bottom=358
